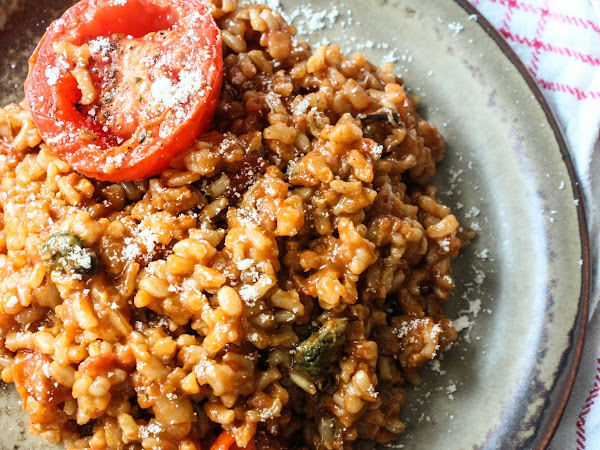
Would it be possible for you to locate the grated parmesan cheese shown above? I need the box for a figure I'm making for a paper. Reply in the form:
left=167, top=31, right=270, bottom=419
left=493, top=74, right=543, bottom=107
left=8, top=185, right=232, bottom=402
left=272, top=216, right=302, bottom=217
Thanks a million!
left=447, top=22, right=464, bottom=35
left=122, top=243, right=141, bottom=260
left=45, top=66, right=60, bottom=86
left=239, top=285, right=259, bottom=303
left=292, top=98, right=310, bottom=115
left=6, top=295, right=18, bottom=308
left=452, top=316, right=472, bottom=333
left=150, top=70, right=203, bottom=111
left=70, top=246, right=93, bottom=270
left=88, top=37, right=111, bottom=55
left=236, top=259, right=254, bottom=271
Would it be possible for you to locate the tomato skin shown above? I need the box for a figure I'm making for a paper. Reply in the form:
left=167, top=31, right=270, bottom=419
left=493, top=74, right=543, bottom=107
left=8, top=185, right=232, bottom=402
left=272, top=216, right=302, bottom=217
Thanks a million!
left=13, top=350, right=70, bottom=406
left=25, top=0, right=222, bottom=181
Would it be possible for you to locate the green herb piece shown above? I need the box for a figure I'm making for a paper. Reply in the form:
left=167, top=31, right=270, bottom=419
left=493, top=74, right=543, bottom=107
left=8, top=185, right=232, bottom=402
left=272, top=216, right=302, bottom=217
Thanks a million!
left=292, top=318, right=350, bottom=391
left=41, top=232, right=101, bottom=274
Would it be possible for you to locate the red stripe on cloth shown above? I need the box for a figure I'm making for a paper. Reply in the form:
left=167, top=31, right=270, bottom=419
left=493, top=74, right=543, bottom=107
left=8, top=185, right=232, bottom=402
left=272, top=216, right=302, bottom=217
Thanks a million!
left=494, top=1, right=600, bottom=101
left=502, top=0, right=516, bottom=30
left=526, top=0, right=549, bottom=79
left=481, top=0, right=600, bottom=33
left=529, top=49, right=540, bottom=76
left=536, top=78, right=600, bottom=100
left=575, top=359, right=600, bottom=449
left=498, top=31, right=600, bottom=67
left=547, top=9, right=600, bottom=33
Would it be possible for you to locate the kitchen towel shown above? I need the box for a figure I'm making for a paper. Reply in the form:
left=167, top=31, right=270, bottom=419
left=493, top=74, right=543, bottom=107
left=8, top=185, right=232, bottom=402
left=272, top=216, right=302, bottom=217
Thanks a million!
left=469, top=0, right=600, bottom=448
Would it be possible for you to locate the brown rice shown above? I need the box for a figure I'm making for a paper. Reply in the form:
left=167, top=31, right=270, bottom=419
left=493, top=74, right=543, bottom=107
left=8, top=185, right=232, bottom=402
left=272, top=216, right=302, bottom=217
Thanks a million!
left=0, top=1, right=472, bottom=449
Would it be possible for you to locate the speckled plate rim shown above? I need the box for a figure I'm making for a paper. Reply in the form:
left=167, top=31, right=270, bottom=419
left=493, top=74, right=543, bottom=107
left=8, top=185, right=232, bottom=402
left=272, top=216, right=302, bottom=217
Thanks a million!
left=452, top=0, right=591, bottom=446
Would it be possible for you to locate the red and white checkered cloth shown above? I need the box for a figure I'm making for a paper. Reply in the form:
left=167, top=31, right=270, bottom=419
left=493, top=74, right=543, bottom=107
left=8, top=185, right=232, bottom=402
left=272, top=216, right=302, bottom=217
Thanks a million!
left=469, top=0, right=600, bottom=448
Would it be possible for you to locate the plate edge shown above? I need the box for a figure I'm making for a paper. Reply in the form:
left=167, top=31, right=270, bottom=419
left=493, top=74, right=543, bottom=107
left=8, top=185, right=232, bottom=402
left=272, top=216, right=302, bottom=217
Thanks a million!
left=451, top=1, right=591, bottom=448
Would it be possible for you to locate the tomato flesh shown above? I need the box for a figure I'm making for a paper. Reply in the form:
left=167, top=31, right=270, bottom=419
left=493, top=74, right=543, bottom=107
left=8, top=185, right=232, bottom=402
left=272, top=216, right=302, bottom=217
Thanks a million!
left=25, top=0, right=223, bottom=181
left=210, top=431, right=255, bottom=450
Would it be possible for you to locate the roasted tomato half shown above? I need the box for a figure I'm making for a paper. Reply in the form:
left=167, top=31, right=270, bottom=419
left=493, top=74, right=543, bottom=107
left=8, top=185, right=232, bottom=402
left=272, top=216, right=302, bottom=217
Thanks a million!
left=26, top=0, right=223, bottom=181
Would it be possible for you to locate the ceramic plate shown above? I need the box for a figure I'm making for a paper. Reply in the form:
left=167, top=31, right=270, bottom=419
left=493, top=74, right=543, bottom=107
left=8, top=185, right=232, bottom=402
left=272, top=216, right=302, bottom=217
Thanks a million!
left=0, top=0, right=590, bottom=448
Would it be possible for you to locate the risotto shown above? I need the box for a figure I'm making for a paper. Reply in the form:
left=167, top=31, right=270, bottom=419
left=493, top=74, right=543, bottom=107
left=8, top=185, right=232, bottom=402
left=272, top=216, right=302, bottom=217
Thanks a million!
left=0, top=1, right=472, bottom=449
